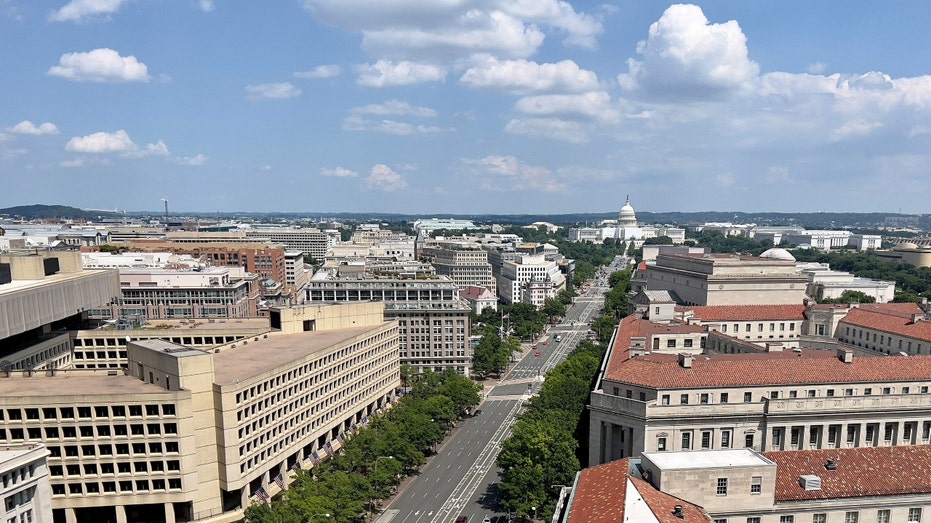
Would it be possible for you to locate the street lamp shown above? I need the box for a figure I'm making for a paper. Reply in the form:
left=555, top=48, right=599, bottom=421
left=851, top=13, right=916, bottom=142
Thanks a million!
left=531, top=506, right=537, bottom=521
left=372, top=456, right=394, bottom=513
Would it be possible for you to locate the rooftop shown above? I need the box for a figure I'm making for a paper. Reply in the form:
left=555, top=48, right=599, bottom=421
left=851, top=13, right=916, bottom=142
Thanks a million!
left=644, top=448, right=775, bottom=470
left=839, top=304, right=931, bottom=341
left=605, top=347, right=931, bottom=388
left=212, top=324, right=389, bottom=385
left=0, top=371, right=171, bottom=397
left=676, top=304, right=807, bottom=322
left=764, top=445, right=931, bottom=502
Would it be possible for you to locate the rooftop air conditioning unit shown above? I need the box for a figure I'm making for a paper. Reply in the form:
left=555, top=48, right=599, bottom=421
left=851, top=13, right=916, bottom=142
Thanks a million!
left=799, top=474, right=822, bottom=491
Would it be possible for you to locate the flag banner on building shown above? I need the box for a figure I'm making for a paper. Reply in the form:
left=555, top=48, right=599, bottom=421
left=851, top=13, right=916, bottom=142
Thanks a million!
left=336, top=433, right=345, bottom=445
left=350, top=424, right=358, bottom=435
left=274, top=474, right=285, bottom=490
left=324, top=441, right=333, bottom=454
left=310, top=452, right=320, bottom=464
left=256, top=487, right=269, bottom=502
left=361, top=416, right=368, bottom=426
left=292, top=460, right=302, bottom=470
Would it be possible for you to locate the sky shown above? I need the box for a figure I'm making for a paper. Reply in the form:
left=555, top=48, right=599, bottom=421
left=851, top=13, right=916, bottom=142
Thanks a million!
left=2, top=1, right=931, bottom=216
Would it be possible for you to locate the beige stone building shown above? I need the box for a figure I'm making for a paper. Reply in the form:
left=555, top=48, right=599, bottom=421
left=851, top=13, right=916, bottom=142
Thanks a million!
left=590, top=329, right=931, bottom=465
left=420, top=244, right=496, bottom=296
left=0, top=302, right=399, bottom=523
left=0, top=444, right=53, bottom=523
left=641, top=252, right=808, bottom=306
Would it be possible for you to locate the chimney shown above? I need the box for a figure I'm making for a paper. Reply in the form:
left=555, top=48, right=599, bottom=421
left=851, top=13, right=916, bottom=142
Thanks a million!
left=824, top=459, right=837, bottom=471
left=678, top=353, right=693, bottom=368
left=672, top=505, right=684, bottom=519
left=837, top=348, right=853, bottom=364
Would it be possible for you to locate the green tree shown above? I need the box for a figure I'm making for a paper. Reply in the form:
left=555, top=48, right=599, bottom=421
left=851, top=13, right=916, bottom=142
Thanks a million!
left=542, top=297, right=566, bottom=324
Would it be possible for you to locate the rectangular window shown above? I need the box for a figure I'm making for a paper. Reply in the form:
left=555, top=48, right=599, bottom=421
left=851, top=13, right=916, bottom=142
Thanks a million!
left=908, top=508, right=922, bottom=522
left=827, top=389, right=835, bottom=397
left=661, top=395, right=670, bottom=405
left=716, top=477, right=727, bottom=496
left=789, top=390, right=798, bottom=398
left=657, top=437, right=666, bottom=451
left=745, top=434, right=754, bottom=448
left=700, top=393, right=709, bottom=404
left=866, top=426, right=875, bottom=442
left=680, top=394, right=689, bottom=405
left=772, top=428, right=782, bottom=446
left=877, top=509, right=890, bottom=523
left=744, top=392, right=752, bottom=403
left=720, top=393, right=729, bottom=403
left=923, top=386, right=929, bottom=394
left=807, top=390, right=816, bottom=398
left=770, top=391, right=779, bottom=399
left=924, top=422, right=931, bottom=440
left=701, top=431, right=712, bottom=449
left=812, top=515, right=826, bottom=523
left=779, top=517, right=793, bottom=523
left=864, top=388, right=872, bottom=396
left=790, top=427, right=800, bottom=445
left=721, top=430, right=731, bottom=448
left=884, top=424, right=894, bottom=441
left=681, top=432, right=691, bottom=450
left=847, top=426, right=856, bottom=443
left=746, top=518, right=760, bottom=523
left=829, top=426, right=838, bottom=444
left=844, top=512, right=858, bottom=523
left=667, top=339, right=677, bottom=348
left=750, top=476, right=761, bottom=494
left=684, top=339, right=693, bottom=348
left=883, top=387, right=892, bottom=395
left=904, top=387, right=911, bottom=394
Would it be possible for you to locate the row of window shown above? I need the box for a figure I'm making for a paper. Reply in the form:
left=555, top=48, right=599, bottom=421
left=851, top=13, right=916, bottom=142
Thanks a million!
left=0, top=422, right=178, bottom=441
left=720, top=322, right=796, bottom=333
left=657, top=385, right=931, bottom=405
left=713, top=508, right=922, bottom=523
left=51, top=478, right=182, bottom=496
left=45, top=441, right=180, bottom=458
left=1, top=404, right=175, bottom=421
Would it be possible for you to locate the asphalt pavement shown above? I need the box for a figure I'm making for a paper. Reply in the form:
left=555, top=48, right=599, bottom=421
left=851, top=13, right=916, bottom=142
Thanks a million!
left=376, top=269, right=616, bottom=523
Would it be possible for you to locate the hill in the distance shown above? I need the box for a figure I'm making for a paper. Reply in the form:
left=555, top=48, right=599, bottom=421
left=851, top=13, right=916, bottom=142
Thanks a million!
left=0, top=204, right=122, bottom=221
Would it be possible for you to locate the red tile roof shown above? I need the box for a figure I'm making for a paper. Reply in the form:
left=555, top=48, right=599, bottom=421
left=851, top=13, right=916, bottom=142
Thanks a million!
left=604, top=348, right=931, bottom=388
left=459, top=285, right=494, bottom=300
left=606, top=316, right=707, bottom=380
left=567, top=459, right=628, bottom=523
left=764, top=445, right=931, bottom=501
left=676, top=304, right=807, bottom=322
left=839, top=306, right=931, bottom=341
left=568, top=459, right=712, bottom=523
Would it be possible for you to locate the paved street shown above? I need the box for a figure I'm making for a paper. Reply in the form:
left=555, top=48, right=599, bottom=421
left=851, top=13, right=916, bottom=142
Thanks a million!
left=377, top=258, right=625, bottom=523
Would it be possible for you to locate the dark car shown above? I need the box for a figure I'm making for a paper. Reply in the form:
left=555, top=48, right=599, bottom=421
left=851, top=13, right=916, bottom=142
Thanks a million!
left=456, top=517, right=468, bottom=523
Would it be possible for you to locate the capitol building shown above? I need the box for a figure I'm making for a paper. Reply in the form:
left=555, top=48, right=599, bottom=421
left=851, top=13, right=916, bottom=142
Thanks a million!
left=567, top=196, right=685, bottom=245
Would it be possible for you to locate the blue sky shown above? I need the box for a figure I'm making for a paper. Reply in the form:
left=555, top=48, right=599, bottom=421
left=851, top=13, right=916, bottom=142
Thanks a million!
left=2, top=1, right=930, bottom=215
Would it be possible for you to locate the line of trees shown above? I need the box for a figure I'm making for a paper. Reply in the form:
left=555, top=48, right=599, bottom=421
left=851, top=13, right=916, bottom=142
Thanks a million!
left=496, top=268, right=632, bottom=521
left=244, top=369, right=481, bottom=523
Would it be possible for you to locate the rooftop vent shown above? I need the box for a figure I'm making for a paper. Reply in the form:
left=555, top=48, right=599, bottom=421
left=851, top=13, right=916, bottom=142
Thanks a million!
left=672, top=505, right=684, bottom=519
left=799, top=474, right=822, bottom=491
left=824, top=459, right=837, bottom=471
left=678, top=353, right=693, bottom=369
left=836, top=348, right=853, bottom=364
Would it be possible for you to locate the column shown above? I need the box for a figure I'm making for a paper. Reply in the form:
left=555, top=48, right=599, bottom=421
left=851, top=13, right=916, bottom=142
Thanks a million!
left=164, top=504, right=176, bottom=523
left=839, top=423, right=848, bottom=448
left=64, top=508, right=77, bottom=523
left=240, top=486, right=250, bottom=510
left=800, top=425, right=810, bottom=450
left=116, top=505, right=127, bottom=523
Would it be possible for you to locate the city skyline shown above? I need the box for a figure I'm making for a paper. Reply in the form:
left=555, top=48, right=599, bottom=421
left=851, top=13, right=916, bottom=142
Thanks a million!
left=2, top=1, right=930, bottom=215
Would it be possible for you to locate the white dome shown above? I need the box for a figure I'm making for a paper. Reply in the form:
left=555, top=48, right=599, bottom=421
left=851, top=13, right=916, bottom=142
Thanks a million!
left=759, top=247, right=796, bottom=261
left=618, top=195, right=637, bottom=226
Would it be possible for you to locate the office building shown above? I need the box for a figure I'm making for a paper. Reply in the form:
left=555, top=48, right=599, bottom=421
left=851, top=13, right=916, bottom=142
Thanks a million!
left=0, top=302, right=399, bottom=523
left=305, top=266, right=471, bottom=375
left=496, top=253, right=566, bottom=307
left=421, top=243, right=496, bottom=296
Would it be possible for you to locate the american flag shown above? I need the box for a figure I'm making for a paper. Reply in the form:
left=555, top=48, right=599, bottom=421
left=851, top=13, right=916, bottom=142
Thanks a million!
left=310, top=451, right=321, bottom=464
left=292, top=461, right=302, bottom=471
left=274, top=474, right=285, bottom=490
left=350, top=424, right=358, bottom=435
left=361, top=416, right=368, bottom=426
left=324, top=441, right=333, bottom=454
left=336, top=433, right=345, bottom=444
left=256, top=486, right=269, bottom=502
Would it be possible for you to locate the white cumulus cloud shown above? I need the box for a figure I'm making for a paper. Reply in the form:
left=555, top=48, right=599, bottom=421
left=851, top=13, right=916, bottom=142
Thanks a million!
left=365, top=164, right=408, bottom=191
left=513, top=91, right=619, bottom=122
left=48, top=0, right=128, bottom=22
left=356, top=60, right=446, bottom=87
left=198, top=0, right=214, bottom=12
left=463, top=155, right=565, bottom=191
left=460, top=56, right=599, bottom=94
left=65, top=129, right=170, bottom=158
left=342, top=115, right=446, bottom=135
left=321, top=167, right=359, bottom=178
left=48, top=48, right=150, bottom=83
left=618, top=4, right=759, bottom=99
left=303, top=0, right=599, bottom=60
left=294, top=65, right=341, bottom=79
left=177, top=154, right=207, bottom=166
left=349, top=100, right=437, bottom=117
left=11, top=121, right=59, bottom=135
left=245, top=82, right=302, bottom=100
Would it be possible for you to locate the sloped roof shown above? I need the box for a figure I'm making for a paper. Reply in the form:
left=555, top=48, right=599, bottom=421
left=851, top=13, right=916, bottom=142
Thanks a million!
left=567, top=458, right=712, bottom=523
left=839, top=305, right=931, bottom=341
left=764, top=445, right=931, bottom=501
left=605, top=348, right=931, bottom=389
left=676, top=304, right=807, bottom=322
